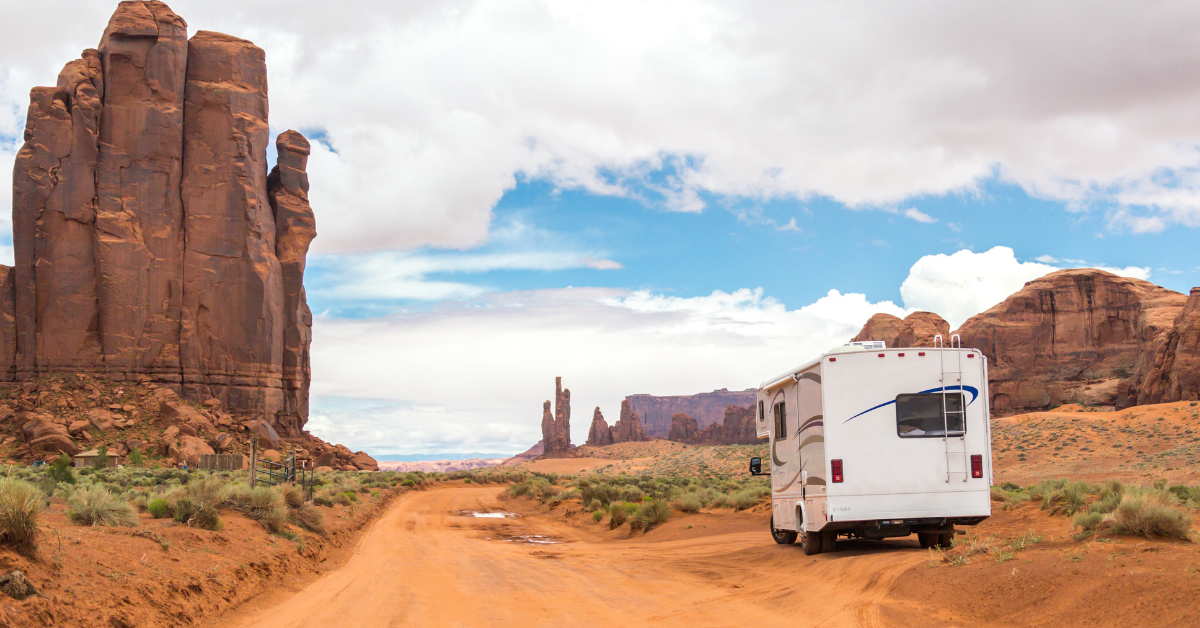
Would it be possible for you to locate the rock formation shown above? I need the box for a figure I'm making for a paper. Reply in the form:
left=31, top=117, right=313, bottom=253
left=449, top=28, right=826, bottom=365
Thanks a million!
left=586, top=407, right=613, bottom=446
left=8, top=2, right=316, bottom=436
left=667, top=412, right=698, bottom=442
left=611, top=400, right=648, bottom=443
left=954, top=270, right=1184, bottom=412
left=852, top=312, right=950, bottom=348
left=849, top=269, right=1200, bottom=414
left=666, top=405, right=758, bottom=445
left=626, top=388, right=756, bottom=438
left=539, top=377, right=574, bottom=457
left=1130, top=287, right=1200, bottom=405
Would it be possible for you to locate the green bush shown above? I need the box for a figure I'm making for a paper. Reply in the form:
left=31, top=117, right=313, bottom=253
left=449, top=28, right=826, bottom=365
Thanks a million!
left=0, top=480, right=43, bottom=557
left=634, top=499, right=672, bottom=532
left=147, top=498, right=170, bottom=519
left=128, top=447, right=144, bottom=468
left=1073, top=511, right=1104, bottom=531
left=170, top=479, right=224, bottom=531
left=313, top=496, right=334, bottom=507
left=47, top=454, right=76, bottom=485
left=224, top=485, right=288, bottom=533
left=68, top=486, right=137, bottom=527
left=608, top=502, right=628, bottom=529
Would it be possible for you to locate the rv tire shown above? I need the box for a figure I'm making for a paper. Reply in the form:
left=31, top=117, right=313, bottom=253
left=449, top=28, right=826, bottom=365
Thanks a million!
left=770, top=515, right=797, bottom=545
left=821, top=529, right=837, bottom=552
left=937, top=532, right=954, bottom=549
left=800, top=530, right=822, bottom=555
left=918, top=532, right=933, bottom=548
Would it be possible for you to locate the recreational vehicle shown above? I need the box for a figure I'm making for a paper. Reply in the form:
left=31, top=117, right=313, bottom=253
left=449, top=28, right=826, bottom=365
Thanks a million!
left=749, top=335, right=992, bottom=555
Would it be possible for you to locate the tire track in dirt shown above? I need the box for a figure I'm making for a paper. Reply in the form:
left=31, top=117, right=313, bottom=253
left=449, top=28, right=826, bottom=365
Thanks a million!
left=221, top=486, right=930, bottom=627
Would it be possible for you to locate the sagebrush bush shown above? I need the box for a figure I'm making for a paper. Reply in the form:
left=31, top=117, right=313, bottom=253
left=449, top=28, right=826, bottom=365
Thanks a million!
left=673, top=492, right=702, bottom=513
left=634, top=500, right=671, bottom=532
left=225, top=485, right=288, bottom=533
left=68, top=486, right=137, bottom=527
left=290, top=502, right=325, bottom=535
left=608, top=502, right=628, bottom=529
left=0, top=480, right=43, bottom=557
left=1106, top=490, right=1192, bottom=540
left=170, top=479, right=224, bottom=530
left=591, top=510, right=604, bottom=523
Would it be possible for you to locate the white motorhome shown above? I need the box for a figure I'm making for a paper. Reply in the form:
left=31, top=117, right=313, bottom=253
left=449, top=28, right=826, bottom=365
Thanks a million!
left=748, top=336, right=992, bottom=555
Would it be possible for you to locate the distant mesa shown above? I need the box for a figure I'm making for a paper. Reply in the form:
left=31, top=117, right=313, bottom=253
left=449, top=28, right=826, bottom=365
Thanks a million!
left=626, top=388, right=756, bottom=438
left=851, top=269, right=1200, bottom=414
left=667, top=405, right=758, bottom=445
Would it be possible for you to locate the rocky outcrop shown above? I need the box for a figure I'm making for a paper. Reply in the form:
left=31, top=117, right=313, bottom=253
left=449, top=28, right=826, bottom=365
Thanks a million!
left=667, top=412, right=698, bottom=442
left=8, top=2, right=317, bottom=436
left=586, top=407, right=613, bottom=446
left=626, top=388, right=756, bottom=438
left=666, top=405, right=758, bottom=445
left=539, top=377, right=574, bottom=457
left=611, top=400, right=648, bottom=443
left=1132, top=287, right=1200, bottom=405
left=851, top=311, right=949, bottom=348
left=954, top=270, right=1185, bottom=412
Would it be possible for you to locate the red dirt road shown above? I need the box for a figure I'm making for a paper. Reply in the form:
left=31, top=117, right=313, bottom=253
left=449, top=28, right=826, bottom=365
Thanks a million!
left=223, top=485, right=930, bottom=627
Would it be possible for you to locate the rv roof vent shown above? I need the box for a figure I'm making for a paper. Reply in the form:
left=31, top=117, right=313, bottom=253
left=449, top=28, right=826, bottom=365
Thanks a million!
left=846, top=341, right=886, bottom=350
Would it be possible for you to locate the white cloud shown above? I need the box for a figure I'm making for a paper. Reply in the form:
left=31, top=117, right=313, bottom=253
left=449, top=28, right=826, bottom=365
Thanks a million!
left=308, top=286, right=903, bottom=452
left=7, top=1, right=1200, bottom=251
left=900, top=247, right=1058, bottom=328
left=580, top=257, right=623, bottom=270
left=1035, top=254, right=1059, bottom=263
left=776, top=218, right=801, bottom=232
left=1092, top=265, right=1152, bottom=280
left=903, top=208, right=938, bottom=223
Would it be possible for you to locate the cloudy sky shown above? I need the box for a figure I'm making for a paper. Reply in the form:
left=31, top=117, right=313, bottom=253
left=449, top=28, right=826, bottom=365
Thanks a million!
left=4, top=1, right=1200, bottom=457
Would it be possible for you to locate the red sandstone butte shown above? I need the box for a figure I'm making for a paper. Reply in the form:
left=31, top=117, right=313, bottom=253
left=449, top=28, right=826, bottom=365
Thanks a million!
left=8, top=1, right=318, bottom=436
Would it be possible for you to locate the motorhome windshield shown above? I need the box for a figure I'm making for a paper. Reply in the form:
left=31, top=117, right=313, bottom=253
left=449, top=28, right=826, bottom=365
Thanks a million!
left=896, top=393, right=965, bottom=438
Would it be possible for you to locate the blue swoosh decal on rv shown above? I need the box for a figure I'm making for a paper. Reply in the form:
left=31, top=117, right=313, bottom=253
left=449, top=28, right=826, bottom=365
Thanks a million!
left=842, top=385, right=979, bottom=424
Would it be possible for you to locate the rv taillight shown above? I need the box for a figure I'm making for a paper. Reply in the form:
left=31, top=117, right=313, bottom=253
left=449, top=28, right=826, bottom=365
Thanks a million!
left=878, top=353, right=885, bottom=357
left=970, top=455, right=983, bottom=479
left=968, top=353, right=975, bottom=358
left=829, top=357, right=836, bottom=362
left=831, top=459, right=844, bottom=483
left=918, top=352, right=926, bottom=356
left=898, top=352, right=905, bottom=357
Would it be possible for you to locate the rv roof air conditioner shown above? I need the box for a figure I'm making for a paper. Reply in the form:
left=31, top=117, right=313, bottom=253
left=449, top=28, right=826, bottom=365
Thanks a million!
left=846, top=341, right=886, bottom=350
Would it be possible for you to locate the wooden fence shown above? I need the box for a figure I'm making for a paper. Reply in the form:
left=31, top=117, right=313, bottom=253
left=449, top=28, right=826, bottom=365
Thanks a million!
left=197, top=454, right=246, bottom=471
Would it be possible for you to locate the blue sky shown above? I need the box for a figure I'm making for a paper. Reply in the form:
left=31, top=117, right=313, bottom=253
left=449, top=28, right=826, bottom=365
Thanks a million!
left=6, top=0, right=1200, bottom=457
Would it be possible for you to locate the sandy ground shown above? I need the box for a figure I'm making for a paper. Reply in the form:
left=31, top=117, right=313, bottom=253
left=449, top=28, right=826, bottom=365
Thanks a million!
left=219, top=484, right=1200, bottom=628
left=221, top=485, right=928, bottom=627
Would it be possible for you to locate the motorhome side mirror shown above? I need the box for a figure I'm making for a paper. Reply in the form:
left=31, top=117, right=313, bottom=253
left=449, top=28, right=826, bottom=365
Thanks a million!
left=749, top=457, right=762, bottom=475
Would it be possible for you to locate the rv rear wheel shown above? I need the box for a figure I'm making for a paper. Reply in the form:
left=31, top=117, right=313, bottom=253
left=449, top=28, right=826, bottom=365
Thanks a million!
left=918, top=532, right=933, bottom=549
left=800, top=530, right=822, bottom=555
left=937, top=533, right=954, bottom=549
left=770, top=515, right=797, bottom=545
left=821, top=529, right=837, bottom=552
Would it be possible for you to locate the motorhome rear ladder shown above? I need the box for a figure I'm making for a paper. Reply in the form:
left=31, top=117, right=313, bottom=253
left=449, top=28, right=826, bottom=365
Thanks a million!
left=934, top=334, right=968, bottom=483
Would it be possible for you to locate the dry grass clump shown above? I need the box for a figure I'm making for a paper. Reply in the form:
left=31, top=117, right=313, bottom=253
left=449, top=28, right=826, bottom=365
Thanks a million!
left=0, top=480, right=43, bottom=557
left=608, top=502, right=628, bottom=529
left=224, top=485, right=288, bottom=533
left=170, top=479, right=225, bottom=531
left=1069, top=483, right=1193, bottom=541
left=632, top=499, right=671, bottom=532
left=672, top=492, right=702, bottom=513
left=68, top=486, right=137, bottom=527
left=290, top=502, right=325, bottom=535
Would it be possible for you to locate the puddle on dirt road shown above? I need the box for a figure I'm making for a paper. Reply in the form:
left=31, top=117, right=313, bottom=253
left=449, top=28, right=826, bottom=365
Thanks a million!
left=488, top=533, right=561, bottom=545
left=458, top=511, right=521, bottom=519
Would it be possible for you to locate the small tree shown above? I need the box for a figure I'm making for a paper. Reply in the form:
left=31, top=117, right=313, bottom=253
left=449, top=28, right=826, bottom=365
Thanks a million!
left=48, top=454, right=76, bottom=485
left=93, top=447, right=109, bottom=469
left=128, top=447, right=144, bottom=468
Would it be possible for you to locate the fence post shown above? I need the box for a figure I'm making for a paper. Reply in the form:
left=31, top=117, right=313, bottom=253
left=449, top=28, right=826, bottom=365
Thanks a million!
left=249, top=437, right=258, bottom=489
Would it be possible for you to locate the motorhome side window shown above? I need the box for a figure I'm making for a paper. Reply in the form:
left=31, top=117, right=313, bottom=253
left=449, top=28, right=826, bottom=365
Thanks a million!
left=895, top=393, right=966, bottom=438
left=773, top=402, right=786, bottom=439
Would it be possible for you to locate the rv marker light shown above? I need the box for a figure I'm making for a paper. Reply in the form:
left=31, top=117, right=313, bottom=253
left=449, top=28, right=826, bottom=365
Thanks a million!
left=970, top=455, right=983, bottom=479
left=878, top=353, right=885, bottom=357
left=898, top=353, right=905, bottom=357
left=918, top=352, right=925, bottom=356
left=968, top=353, right=975, bottom=358
left=829, top=357, right=836, bottom=362
left=831, top=459, right=844, bottom=483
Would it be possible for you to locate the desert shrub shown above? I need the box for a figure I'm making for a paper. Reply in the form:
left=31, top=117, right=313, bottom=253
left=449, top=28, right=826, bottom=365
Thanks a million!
left=68, top=486, right=137, bottom=527
left=1167, top=484, right=1200, bottom=506
left=313, top=496, right=334, bottom=507
left=130, top=494, right=148, bottom=513
left=47, top=454, right=76, bottom=485
left=673, top=492, right=702, bottom=513
left=290, top=503, right=326, bottom=535
left=634, top=500, right=671, bottom=532
left=281, top=484, right=305, bottom=510
left=588, top=498, right=603, bottom=512
left=592, top=510, right=604, bottom=523
left=1073, top=511, right=1104, bottom=531
left=170, top=479, right=224, bottom=531
left=344, top=491, right=358, bottom=503
left=128, top=447, right=144, bottom=467
left=728, top=488, right=762, bottom=511
left=0, top=480, right=43, bottom=557
left=147, top=498, right=170, bottom=519
left=1040, top=480, right=1095, bottom=516
left=1105, top=490, right=1192, bottom=540
left=608, top=502, right=628, bottom=529
left=225, top=485, right=288, bottom=533
left=334, top=493, right=352, bottom=507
